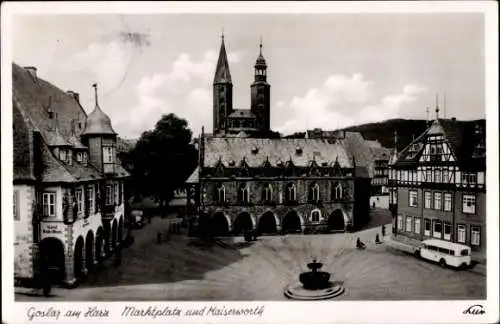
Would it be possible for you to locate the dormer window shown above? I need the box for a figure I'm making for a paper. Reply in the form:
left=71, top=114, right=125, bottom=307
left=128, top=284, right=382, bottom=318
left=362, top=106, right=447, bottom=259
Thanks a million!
left=48, top=110, right=54, bottom=119
left=76, top=151, right=83, bottom=162
left=296, top=146, right=303, bottom=155
left=251, top=146, right=259, bottom=154
left=228, top=159, right=235, bottom=167
left=59, top=149, right=67, bottom=161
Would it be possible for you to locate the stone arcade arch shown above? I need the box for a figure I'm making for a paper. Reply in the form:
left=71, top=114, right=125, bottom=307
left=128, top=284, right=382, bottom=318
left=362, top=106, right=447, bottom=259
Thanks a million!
left=118, top=216, right=124, bottom=243
left=39, top=237, right=66, bottom=284
left=257, top=211, right=280, bottom=234
left=232, top=212, right=255, bottom=235
left=328, top=209, right=346, bottom=232
left=111, top=219, right=118, bottom=249
left=73, top=236, right=85, bottom=278
left=282, top=210, right=304, bottom=234
left=95, top=227, right=103, bottom=261
left=85, top=231, right=94, bottom=270
left=210, top=212, right=231, bottom=237
left=103, top=222, right=111, bottom=253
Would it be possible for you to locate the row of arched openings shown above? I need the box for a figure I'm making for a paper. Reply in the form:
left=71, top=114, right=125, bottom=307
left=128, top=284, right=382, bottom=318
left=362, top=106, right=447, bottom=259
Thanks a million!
left=38, top=217, right=123, bottom=284
left=207, top=209, right=346, bottom=237
left=214, top=182, right=345, bottom=204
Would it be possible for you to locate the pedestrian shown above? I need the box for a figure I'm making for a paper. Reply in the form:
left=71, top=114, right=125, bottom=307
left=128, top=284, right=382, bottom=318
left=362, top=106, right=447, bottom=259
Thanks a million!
left=375, top=233, right=381, bottom=244
left=156, top=231, right=162, bottom=244
left=148, top=212, right=152, bottom=224
left=381, top=225, right=386, bottom=237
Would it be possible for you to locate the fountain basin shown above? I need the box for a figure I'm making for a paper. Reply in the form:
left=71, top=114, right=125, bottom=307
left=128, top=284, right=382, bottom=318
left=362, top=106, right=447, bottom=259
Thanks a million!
left=284, top=282, right=344, bottom=300
left=299, top=271, right=331, bottom=290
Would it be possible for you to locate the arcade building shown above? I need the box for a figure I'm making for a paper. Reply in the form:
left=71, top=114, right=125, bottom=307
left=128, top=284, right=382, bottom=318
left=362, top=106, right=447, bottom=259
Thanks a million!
left=186, top=36, right=372, bottom=236
left=13, top=63, right=129, bottom=288
left=388, top=108, right=486, bottom=257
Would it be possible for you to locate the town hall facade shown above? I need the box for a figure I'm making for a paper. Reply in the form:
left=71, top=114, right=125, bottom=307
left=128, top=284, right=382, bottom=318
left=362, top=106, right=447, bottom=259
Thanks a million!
left=186, top=36, right=372, bottom=236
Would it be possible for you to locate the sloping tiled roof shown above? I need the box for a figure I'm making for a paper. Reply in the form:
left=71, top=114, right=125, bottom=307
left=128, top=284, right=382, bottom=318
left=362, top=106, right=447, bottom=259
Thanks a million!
left=12, top=63, right=88, bottom=143
left=395, top=118, right=485, bottom=168
left=203, top=137, right=353, bottom=168
left=13, top=100, right=36, bottom=181
left=440, top=119, right=485, bottom=162
left=213, top=38, right=232, bottom=84
left=12, top=63, right=128, bottom=182
left=228, top=109, right=256, bottom=119
left=186, top=167, right=199, bottom=183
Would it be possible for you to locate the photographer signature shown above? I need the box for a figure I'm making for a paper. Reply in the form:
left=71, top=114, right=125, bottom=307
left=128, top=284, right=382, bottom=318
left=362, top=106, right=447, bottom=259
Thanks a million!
left=463, top=304, right=485, bottom=315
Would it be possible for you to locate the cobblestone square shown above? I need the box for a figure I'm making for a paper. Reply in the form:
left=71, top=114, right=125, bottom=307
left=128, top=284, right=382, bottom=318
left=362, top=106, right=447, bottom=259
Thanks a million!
left=15, top=213, right=485, bottom=301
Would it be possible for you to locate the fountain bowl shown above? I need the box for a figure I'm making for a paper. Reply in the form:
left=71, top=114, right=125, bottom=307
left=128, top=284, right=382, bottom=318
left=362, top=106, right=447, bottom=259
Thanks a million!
left=299, top=271, right=331, bottom=290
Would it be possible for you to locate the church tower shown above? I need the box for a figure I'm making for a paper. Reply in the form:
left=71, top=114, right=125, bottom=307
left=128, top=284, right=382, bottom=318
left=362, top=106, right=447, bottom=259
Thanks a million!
left=213, top=34, right=233, bottom=135
left=250, top=39, right=271, bottom=133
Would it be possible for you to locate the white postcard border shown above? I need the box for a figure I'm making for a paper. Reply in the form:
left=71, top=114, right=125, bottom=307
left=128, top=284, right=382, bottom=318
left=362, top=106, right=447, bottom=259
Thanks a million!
left=1, top=2, right=498, bottom=324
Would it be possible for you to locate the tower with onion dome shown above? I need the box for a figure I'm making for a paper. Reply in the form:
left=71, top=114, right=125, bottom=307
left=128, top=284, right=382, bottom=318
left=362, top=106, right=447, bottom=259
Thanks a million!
left=82, top=83, right=117, bottom=175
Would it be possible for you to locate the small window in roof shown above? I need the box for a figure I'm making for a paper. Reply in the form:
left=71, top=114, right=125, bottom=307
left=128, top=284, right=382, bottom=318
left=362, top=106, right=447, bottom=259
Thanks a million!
left=228, top=159, right=235, bottom=166
left=321, top=162, right=328, bottom=167
left=48, top=110, right=54, bottom=119
left=251, top=146, right=259, bottom=154
left=296, top=146, right=303, bottom=154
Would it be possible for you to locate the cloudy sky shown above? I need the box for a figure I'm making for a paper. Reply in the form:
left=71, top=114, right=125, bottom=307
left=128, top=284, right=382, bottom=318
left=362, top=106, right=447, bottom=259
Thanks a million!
left=12, top=13, right=485, bottom=139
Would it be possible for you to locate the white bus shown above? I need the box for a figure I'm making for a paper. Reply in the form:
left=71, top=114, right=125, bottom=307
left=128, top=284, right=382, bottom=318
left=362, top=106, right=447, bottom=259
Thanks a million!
left=420, top=239, right=472, bottom=269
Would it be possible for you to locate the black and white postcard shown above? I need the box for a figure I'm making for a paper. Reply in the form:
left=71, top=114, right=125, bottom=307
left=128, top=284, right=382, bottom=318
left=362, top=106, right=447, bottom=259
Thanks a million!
left=1, top=1, right=498, bottom=323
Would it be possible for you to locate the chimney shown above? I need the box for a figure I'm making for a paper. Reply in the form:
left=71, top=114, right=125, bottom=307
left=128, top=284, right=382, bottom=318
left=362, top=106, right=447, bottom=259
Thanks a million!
left=24, top=66, right=37, bottom=79
left=67, top=90, right=80, bottom=103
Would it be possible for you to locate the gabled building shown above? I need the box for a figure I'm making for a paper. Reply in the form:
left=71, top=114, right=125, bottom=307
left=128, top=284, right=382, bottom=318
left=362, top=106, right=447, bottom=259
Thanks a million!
left=13, top=63, right=129, bottom=288
left=185, top=36, right=372, bottom=237
left=388, top=109, right=486, bottom=256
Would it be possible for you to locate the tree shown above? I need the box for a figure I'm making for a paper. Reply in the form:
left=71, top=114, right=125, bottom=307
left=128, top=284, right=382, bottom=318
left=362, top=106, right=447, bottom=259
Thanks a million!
left=130, top=113, right=198, bottom=213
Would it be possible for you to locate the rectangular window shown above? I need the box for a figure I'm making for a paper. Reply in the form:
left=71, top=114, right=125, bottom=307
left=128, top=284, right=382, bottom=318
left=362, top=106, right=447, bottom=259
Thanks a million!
left=106, top=185, right=114, bottom=205
left=424, top=191, right=431, bottom=209
left=87, top=186, right=95, bottom=214
left=426, top=169, right=432, bottom=182
left=75, top=189, right=84, bottom=214
left=76, top=151, right=83, bottom=162
left=414, top=218, right=421, bottom=235
left=409, top=190, right=418, bottom=207
left=103, top=146, right=114, bottom=163
left=42, top=192, right=56, bottom=217
left=471, top=226, right=480, bottom=246
left=397, top=214, right=403, bottom=231
left=433, top=220, right=442, bottom=239
left=444, top=193, right=452, bottom=211
left=434, top=192, right=442, bottom=210
left=435, top=169, right=442, bottom=183
left=59, top=149, right=67, bottom=161
left=114, top=183, right=119, bottom=205
left=14, top=190, right=20, bottom=220
left=457, top=225, right=466, bottom=243
left=405, top=216, right=412, bottom=232
left=443, top=170, right=449, bottom=183
left=424, top=219, right=431, bottom=236
left=443, top=222, right=451, bottom=240
left=462, top=194, right=476, bottom=214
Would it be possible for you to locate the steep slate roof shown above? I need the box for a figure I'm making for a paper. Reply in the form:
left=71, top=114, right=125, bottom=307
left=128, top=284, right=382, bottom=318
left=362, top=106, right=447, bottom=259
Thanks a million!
left=203, top=137, right=353, bottom=168
left=186, top=166, right=199, bottom=183
left=13, top=100, right=36, bottom=181
left=395, top=118, right=486, bottom=168
left=12, top=63, right=88, bottom=143
left=12, top=63, right=129, bottom=182
left=228, top=109, right=256, bottom=119
left=213, top=37, right=232, bottom=84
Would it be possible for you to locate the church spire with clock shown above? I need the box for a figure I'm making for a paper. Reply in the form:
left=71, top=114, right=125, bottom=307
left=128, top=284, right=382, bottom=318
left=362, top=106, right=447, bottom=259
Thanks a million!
left=250, top=38, right=271, bottom=133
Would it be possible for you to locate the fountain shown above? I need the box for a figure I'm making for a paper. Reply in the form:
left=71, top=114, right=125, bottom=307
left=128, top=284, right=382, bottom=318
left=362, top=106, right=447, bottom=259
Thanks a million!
left=284, top=259, right=344, bottom=300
